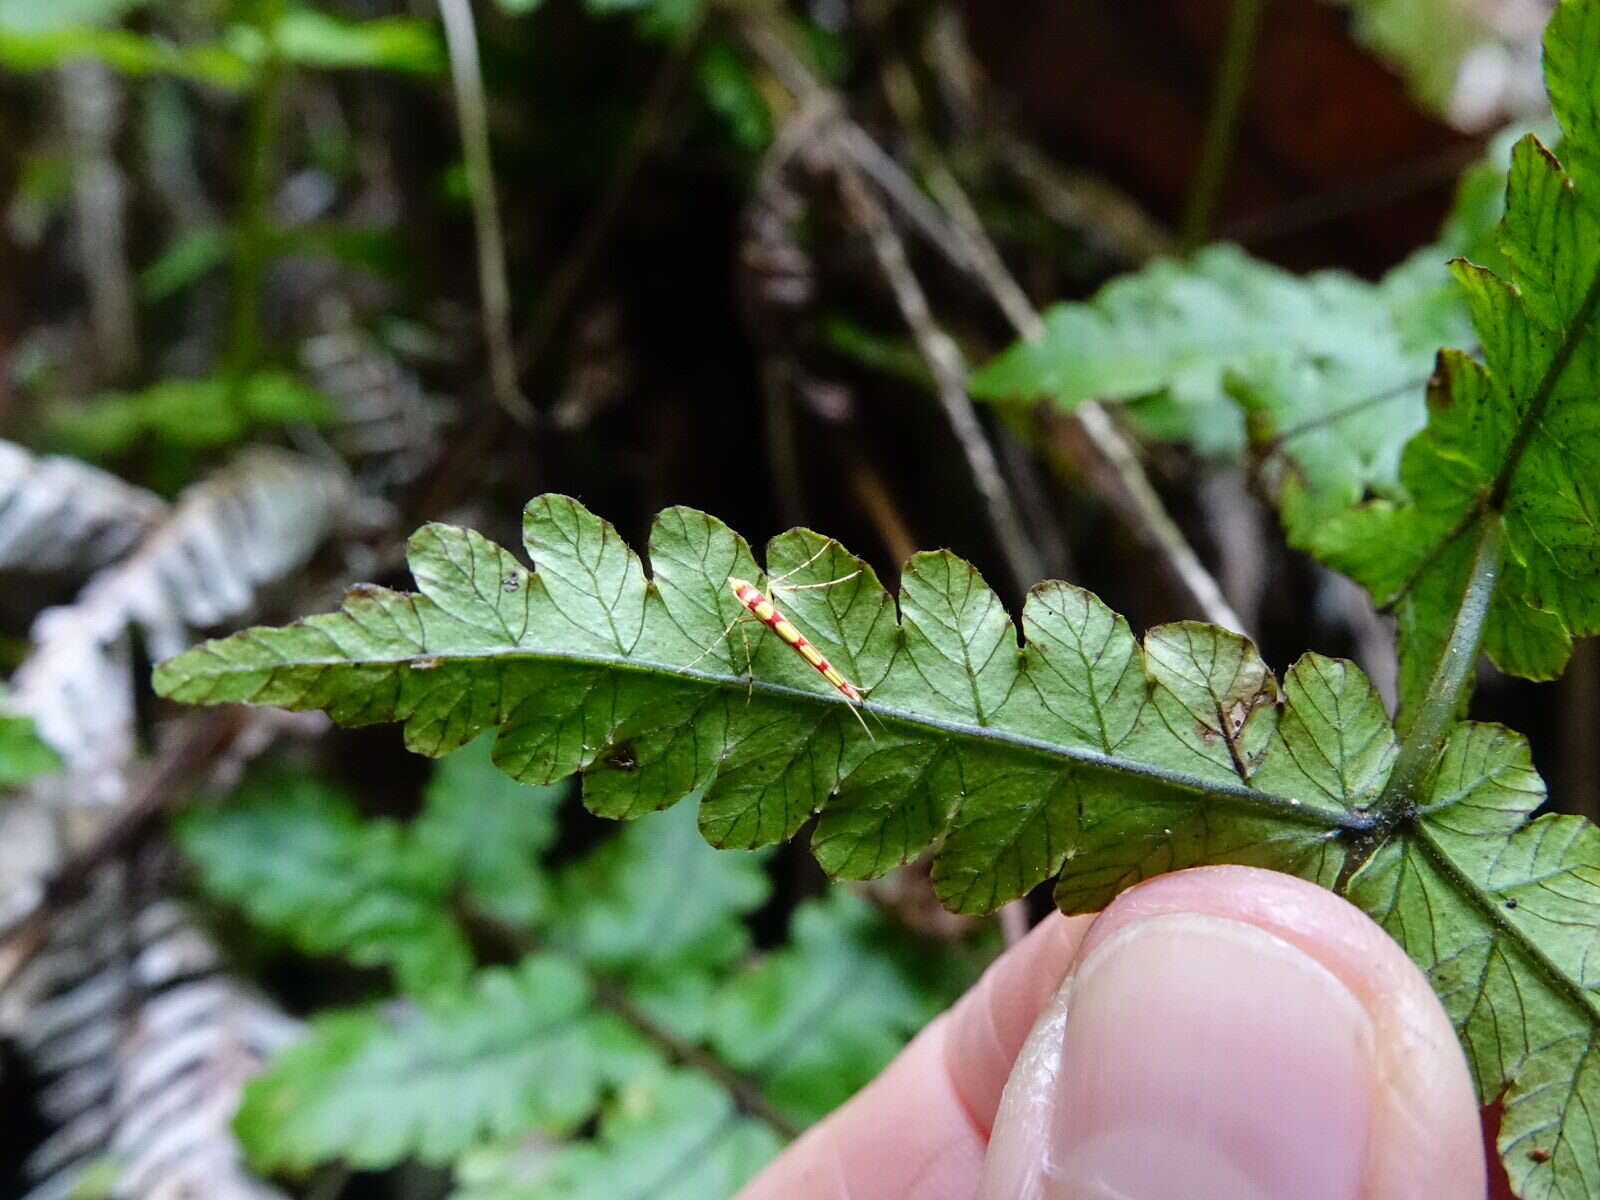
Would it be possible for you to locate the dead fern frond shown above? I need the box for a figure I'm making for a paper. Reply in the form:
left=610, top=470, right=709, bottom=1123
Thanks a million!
left=0, top=441, right=166, bottom=578
left=10, top=448, right=351, bottom=810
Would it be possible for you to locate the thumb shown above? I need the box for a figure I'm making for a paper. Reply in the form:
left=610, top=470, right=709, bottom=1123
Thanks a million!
left=979, top=867, right=1485, bottom=1200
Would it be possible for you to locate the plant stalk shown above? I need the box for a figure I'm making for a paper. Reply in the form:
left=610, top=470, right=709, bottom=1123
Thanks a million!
left=1181, top=0, right=1267, bottom=252
left=438, top=0, right=536, bottom=428
left=840, top=169, right=1047, bottom=595
left=225, top=0, right=286, bottom=373
left=1377, top=514, right=1506, bottom=815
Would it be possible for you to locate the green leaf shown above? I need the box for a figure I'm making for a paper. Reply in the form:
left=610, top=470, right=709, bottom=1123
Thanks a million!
left=52, top=370, right=333, bottom=458
left=140, top=226, right=230, bottom=302
left=1313, top=1, right=1600, bottom=713
left=549, top=799, right=769, bottom=1036
left=0, top=26, right=252, bottom=87
left=1347, top=722, right=1600, bottom=1200
left=708, top=893, right=964, bottom=1125
left=1225, top=231, right=1475, bottom=545
left=0, top=0, right=144, bottom=34
left=452, top=1070, right=780, bottom=1200
left=0, top=8, right=438, bottom=84
left=1435, top=123, right=1549, bottom=272
left=154, top=496, right=1371, bottom=915
left=269, top=10, right=442, bottom=75
left=0, top=687, right=60, bottom=788
left=177, top=775, right=473, bottom=994
left=584, top=0, right=701, bottom=24
left=969, top=243, right=1463, bottom=460
left=235, top=956, right=655, bottom=1173
left=970, top=139, right=1524, bottom=544
left=697, top=39, right=771, bottom=152
left=141, top=224, right=402, bottom=303
left=1045, top=649, right=1377, bottom=914
left=820, top=317, right=933, bottom=388
left=417, top=733, right=567, bottom=929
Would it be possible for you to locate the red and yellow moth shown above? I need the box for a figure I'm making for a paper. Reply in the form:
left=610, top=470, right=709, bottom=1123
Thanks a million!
left=727, top=576, right=864, bottom=701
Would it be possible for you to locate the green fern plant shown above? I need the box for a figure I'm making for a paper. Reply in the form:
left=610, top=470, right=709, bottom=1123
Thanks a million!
left=178, top=737, right=974, bottom=1194
left=452, top=1068, right=781, bottom=1200
left=154, top=3, right=1600, bottom=1195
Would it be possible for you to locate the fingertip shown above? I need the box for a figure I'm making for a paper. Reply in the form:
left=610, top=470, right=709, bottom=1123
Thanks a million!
left=982, top=867, right=1486, bottom=1200
left=736, top=910, right=1093, bottom=1200
left=740, top=866, right=1487, bottom=1200
left=943, top=911, right=1095, bottom=1132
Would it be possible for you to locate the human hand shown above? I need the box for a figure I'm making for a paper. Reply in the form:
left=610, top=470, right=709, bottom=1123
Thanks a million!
left=737, top=866, right=1503, bottom=1199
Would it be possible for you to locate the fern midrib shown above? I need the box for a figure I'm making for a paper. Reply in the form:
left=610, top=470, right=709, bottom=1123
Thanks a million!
left=1411, top=818, right=1600, bottom=1026
left=196, top=642, right=1372, bottom=831
left=1487, top=265, right=1600, bottom=509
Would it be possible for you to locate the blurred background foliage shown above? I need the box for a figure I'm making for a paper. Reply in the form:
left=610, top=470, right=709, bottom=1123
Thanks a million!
left=0, top=0, right=1570, bottom=1196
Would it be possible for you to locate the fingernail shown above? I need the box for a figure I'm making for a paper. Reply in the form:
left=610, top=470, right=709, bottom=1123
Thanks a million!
left=980, top=913, right=1375, bottom=1200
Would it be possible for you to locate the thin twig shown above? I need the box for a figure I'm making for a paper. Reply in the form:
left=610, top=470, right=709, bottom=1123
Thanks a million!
left=1320, top=568, right=1398, bottom=712
left=226, top=0, right=286, bottom=373
left=878, top=56, right=1072, bottom=580
left=846, top=449, right=919, bottom=567
left=913, top=7, right=1176, bottom=263
left=839, top=170, right=1046, bottom=593
left=1218, top=141, right=1484, bottom=247
left=872, top=61, right=1038, bottom=340
left=908, top=144, right=1245, bottom=627
left=1073, top=399, right=1246, bottom=631
left=991, top=131, right=1177, bottom=263
left=836, top=123, right=990, bottom=281
left=437, top=0, right=536, bottom=428
left=1198, top=467, right=1268, bottom=635
left=424, top=22, right=701, bottom=518
left=1181, top=0, right=1268, bottom=252
left=728, top=0, right=1245, bottom=631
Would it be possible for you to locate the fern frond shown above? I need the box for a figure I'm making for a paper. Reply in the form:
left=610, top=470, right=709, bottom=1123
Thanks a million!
left=234, top=955, right=656, bottom=1173
left=178, top=775, right=476, bottom=995
left=157, top=498, right=1380, bottom=912
left=0, top=440, right=165, bottom=577
left=14, top=448, right=349, bottom=808
left=451, top=1070, right=780, bottom=1200
left=1312, top=1, right=1600, bottom=716
left=969, top=242, right=1469, bottom=462
left=708, top=892, right=955, bottom=1125
left=10, top=873, right=300, bottom=1200
left=547, top=799, right=769, bottom=1037
left=302, top=327, right=449, bottom=488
